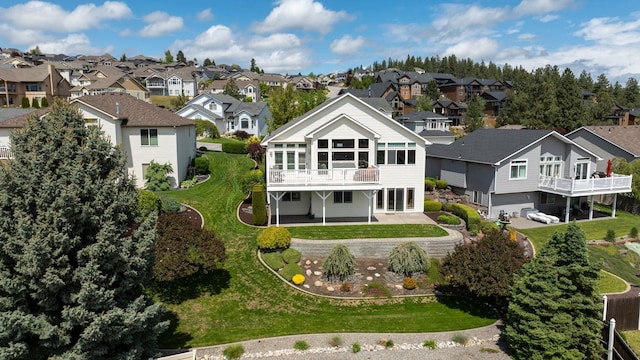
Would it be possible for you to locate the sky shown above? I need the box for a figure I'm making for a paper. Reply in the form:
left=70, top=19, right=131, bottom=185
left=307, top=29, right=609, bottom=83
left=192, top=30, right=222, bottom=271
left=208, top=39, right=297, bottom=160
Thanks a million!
left=1, top=0, right=640, bottom=82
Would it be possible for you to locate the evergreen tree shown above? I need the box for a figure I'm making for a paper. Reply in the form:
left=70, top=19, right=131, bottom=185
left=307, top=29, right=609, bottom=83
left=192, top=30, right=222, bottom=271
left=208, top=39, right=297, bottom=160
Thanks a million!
left=556, top=68, right=589, bottom=131
left=424, top=80, right=440, bottom=101
left=203, top=58, right=213, bottom=67
left=120, top=53, right=127, bottom=62
left=144, top=161, right=173, bottom=191
left=223, top=78, right=242, bottom=100
left=40, top=97, right=48, bottom=108
left=163, top=50, right=173, bottom=64
left=21, top=96, right=30, bottom=108
left=176, top=50, right=186, bottom=63
left=31, top=97, right=39, bottom=108
left=464, top=93, right=485, bottom=133
left=0, top=99, right=166, bottom=359
left=250, top=58, right=257, bottom=72
left=623, top=77, right=640, bottom=107
left=506, top=223, right=603, bottom=359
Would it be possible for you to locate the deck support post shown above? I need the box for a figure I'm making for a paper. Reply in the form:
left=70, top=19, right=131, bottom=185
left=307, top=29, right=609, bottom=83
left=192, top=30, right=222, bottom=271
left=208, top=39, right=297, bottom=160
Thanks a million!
left=362, top=190, right=376, bottom=224
left=612, top=193, right=617, bottom=218
left=565, top=196, right=571, bottom=223
left=589, top=195, right=594, bottom=220
left=270, top=191, right=285, bottom=226
left=315, top=191, right=332, bottom=226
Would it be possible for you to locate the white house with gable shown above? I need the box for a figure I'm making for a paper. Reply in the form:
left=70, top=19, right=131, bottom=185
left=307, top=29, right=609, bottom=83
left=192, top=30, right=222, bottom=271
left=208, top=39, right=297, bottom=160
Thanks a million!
left=261, top=93, right=428, bottom=225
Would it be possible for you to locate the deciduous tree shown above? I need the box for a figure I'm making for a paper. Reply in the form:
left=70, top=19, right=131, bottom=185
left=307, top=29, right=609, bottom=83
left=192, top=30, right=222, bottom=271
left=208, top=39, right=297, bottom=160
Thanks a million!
left=0, top=99, right=166, bottom=359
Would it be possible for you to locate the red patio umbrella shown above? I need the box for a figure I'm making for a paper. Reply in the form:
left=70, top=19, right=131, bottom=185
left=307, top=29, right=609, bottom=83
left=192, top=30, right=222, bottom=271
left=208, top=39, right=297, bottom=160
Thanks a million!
left=606, top=159, right=612, bottom=177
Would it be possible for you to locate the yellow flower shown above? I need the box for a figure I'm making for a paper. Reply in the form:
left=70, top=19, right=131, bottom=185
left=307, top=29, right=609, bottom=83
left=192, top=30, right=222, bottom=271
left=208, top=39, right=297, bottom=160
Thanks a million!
left=292, top=274, right=305, bottom=285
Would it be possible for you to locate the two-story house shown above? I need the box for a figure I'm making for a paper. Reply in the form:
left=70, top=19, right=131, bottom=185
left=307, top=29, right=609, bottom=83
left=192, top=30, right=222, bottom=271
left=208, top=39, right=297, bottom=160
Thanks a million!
left=426, top=129, right=632, bottom=222
left=261, top=93, right=428, bottom=225
left=566, top=126, right=640, bottom=172
left=0, top=65, right=70, bottom=107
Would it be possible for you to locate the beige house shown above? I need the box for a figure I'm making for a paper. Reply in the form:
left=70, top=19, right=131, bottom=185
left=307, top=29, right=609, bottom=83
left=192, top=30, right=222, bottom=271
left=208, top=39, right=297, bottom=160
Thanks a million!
left=0, top=65, right=70, bottom=107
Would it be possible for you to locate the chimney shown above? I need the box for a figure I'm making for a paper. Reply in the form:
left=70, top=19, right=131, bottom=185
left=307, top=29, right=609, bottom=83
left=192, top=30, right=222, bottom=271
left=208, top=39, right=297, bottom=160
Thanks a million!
left=116, top=102, right=120, bottom=115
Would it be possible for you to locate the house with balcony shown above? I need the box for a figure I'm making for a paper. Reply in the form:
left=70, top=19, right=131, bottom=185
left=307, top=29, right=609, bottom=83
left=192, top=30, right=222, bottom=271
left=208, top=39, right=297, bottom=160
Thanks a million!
left=261, top=93, right=427, bottom=225
left=566, top=126, right=640, bottom=171
left=0, top=65, right=70, bottom=107
left=426, top=129, right=632, bottom=222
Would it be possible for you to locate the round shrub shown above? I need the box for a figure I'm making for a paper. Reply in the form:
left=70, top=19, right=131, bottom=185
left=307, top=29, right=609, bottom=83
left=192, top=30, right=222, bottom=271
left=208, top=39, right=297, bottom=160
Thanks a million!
left=247, top=135, right=261, bottom=144
left=605, top=229, right=616, bottom=242
left=242, top=169, right=265, bottom=193
left=137, top=189, right=161, bottom=219
left=424, top=200, right=442, bottom=211
left=437, top=214, right=461, bottom=225
left=194, top=157, right=210, bottom=175
left=403, top=277, right=417, bottom=290
left=160, top=195, right=183, bottom=213
left=257, top=226, right=291, bottom=250
left=261, top=251, right=285, bottom=270
left=280, top=263, right=303, bottom=281
left=435, top=179, right=448, bottom=189
left=481, top=221, right=500, bottom=234
left=424, top=178, right=436, bottom=191
left=292, top=274, right=305, bottom=285
left=631, top=227, right=638, bottom=239
left=222, top=344, right=244, bottom=360
left=323, top=244, right=356, bottom=282
left=282, top=248, right=301, bottom=264
left=388, top=241, right=430, bottom=277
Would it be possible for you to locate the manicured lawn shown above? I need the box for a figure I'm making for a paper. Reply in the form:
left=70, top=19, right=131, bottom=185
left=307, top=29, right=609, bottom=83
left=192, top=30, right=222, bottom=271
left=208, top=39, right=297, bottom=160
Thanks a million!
left=155, top=152, right=497, bottom=348
left=197, top=137, right=246, bottom=146
left=288, top=224, right=448, bottom=239
left=621, top=330, right=640, bottom=357
left=599, top=271, right=629, bottom=293
left=150, top=95, right=175, bottom=109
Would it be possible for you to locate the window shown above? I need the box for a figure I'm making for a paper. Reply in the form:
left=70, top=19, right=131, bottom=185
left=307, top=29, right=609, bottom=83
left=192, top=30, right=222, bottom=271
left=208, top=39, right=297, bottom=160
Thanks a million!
left=358, top=139, right=369, bottom=148
left=332, top=139, right=354, bottom=148
left=408, top=150, right=416, bottom=164
left=406, top=188, right=415, bottom=209
left=358, top=152, right=369, bottom=168
left=539, top=156, right=562, bottom=177
left=241, top=120, right=249, bottom=129
left=540, top=192, right=555, bottom=205
left=318, top=152, right=328, bottom=169
left=509, top=160, right=527, bottom=180
left=283, top=192, right=301, bottom=201
left=142, top=163, right=150, bottom=178
left=334, top=191, right=352, bottom=204
left=332, top=152, right=354, bottom=161
left=376, top=189, right=384, bottom=209
left=140, top=129, right=158, bottom=146
left=298, top=152, right=306, bottom=170
left=387, top=150, right=396, bottom=164
left=209, top=103, right=217, bottom=110
left=274, top=152, right=283, bottom=169
left=318, top=139, right=328, bottom=148
left=85, top=118, right=98, bottom=126
left=473, top=191, right=482, bottom=204
left=286, top=151, right=295, bottom=170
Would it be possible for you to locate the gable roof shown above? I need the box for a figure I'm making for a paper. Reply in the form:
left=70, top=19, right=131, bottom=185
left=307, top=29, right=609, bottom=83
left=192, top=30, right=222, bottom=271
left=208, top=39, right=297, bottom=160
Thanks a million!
left=567, top=125, right=640, bottom=157
left=0, top=108, right=45, bottom=128
left=72, top=93, right=194, bottom=127
left=396, top=110, right=451, bottom=123
left=427, top=128, right=586, bottom=165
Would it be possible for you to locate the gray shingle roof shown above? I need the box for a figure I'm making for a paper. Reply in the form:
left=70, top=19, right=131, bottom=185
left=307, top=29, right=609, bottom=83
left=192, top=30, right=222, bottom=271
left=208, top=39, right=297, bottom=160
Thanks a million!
left=427, top=128, right=554, bottom=164
left=579, top=125, right=640, bottom=157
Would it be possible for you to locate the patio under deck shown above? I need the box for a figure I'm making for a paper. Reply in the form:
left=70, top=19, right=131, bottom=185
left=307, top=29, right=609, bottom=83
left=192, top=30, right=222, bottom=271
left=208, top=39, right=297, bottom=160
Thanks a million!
left=269, top=212, right=437, bottom=226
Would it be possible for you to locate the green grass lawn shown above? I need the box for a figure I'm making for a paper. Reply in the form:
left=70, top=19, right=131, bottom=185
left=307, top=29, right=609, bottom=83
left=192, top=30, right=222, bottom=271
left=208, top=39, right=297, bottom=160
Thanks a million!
left=197, top=137, right=246, bottom=146
left=621, top=330, right=640, bottom=356
left=155, top=152, right=497, bottom=348
left=599, top=271, right=628, bottom=293
left=288, top=224, right=448, bottom=239
left=517, top=207, right=640, bottom=287
left=150, top=95, right=176, bottom=109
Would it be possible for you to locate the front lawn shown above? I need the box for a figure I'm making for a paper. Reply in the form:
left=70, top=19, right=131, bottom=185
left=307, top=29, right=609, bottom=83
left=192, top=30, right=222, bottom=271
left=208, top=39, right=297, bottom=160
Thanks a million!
left=155, top=152, right=497, bottom=348
left=288, top=224, right=448, bottom=239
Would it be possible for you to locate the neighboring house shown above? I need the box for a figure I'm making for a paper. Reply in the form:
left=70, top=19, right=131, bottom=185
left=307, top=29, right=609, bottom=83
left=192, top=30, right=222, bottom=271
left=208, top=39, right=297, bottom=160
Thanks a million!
left=0, top=94, right=196, bottom=188
left=395, top=110, right=452, bottom=133
left=426, top=129, right=632, bottom=222
left=176, top=93, right=270, bottom=136
left=566, top=126, right=640, bottom=172
left=261, top=93, right=428, bottom=225
left=432, top=98, right=467, bottom=126
left=610, top=105, right=639, bottom=126
left=143, top=72, right=166, bottom=96
left=165, top=68, right=198, bottom=97
left=290, top=76, right=317, bottom=92
left=0, top=65, right=71, bottom=107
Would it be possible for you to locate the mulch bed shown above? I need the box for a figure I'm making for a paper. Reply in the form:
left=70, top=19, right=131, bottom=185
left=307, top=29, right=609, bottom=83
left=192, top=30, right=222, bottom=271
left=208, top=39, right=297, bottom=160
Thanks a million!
left=181, top=205, right=203, bottom=229
left=238, top=195, right=256, bottom=226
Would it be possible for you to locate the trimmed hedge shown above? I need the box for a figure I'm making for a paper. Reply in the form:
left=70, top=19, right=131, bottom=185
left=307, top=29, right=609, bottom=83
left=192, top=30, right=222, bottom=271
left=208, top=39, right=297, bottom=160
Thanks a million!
left=194, top=157, right=210, bottom=175
left=443, top=203, right=481, bottom=232
left=437, top=214, right=461, bottom=225
left=222, top=141, right=248, bottom=154
left=252, top=184, right=267, bottom=226
left=257, top=226, right=291, bottom=250
left=424, top=200, right=442, bottom=211
left=434, top=179, right=448, bottom=189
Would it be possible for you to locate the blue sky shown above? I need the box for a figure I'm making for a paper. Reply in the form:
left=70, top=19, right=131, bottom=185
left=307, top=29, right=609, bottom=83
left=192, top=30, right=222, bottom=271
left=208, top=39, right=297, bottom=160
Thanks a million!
left=1, top=0, right=639, bottom=82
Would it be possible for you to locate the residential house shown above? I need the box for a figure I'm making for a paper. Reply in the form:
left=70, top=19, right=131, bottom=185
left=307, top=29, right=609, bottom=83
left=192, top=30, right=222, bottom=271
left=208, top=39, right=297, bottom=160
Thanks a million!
left=68, top=65, right=149, bottom=101
left=426, top=129, right=632, bottom=222
left=261, top=93, right=428, bottom=225
left=395, top=110, right=455, bottom=145
left=432, top=98, right=467, bottom=126
left=176, top=93, right=270, bottom=136
left=610, top=105, right=639, bottom=126
left=439, top=78, right=510, bottom=103
left=165, top=68, right=198, bottom=97
left=566, top=126, right=640, bottom=172
left=290, top=76, right=318, bottom=92
left=0, top=65, right=71, bottom=107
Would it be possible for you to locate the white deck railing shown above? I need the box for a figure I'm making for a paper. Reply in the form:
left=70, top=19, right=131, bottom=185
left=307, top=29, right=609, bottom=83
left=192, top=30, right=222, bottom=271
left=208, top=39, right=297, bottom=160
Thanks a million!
left=538, top=174, right=632, bottom=196
left=0, top=147, right=12, bottom=160
left=267, top=167, right=381, bottom=187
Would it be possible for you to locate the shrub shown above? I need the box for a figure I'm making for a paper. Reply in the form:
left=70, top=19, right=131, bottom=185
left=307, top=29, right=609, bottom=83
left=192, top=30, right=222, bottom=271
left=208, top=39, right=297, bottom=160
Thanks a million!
left=21, top=97, right=29, bottom=108
left=262, top=252, right=285, bottom=270
left=180, top=177, right=198, bottom=189
left=451, top=333, right=468, bottom=346
left=424, top=200, right=442, bottom=211
left=363, top=282, right=392, bottom=298
left=351, top=342, right=361, bottom=353
left=222, top=141, right=248, bottom=154
left=423, top=339, right=437, bottom=349
left=31, top=98, right=39, bottom=108
left=323, top=244, right=356, bottom=282
left=631, top=227, right=638, bottom=239
left=144, top=161, right=173, bottom=191
left=137, top=189, right=161, bottom=219
left=40, top=97, right=48, bottom=107
left=294, top=340, right=309, bottom=351
left=480, top=220, right=500, bottom=234
left=403, top=277, right=417, bottom=290
left=248, top=135, right=261, bottom=144
left=424, top=178, right=436, bottom=191
left=248, top=142, right=266, bottom=163
left=256, top=226, right=291, bottom=250
left=388, top=241, right=430, bottom=277
left=242, top=169, right=265, bottom=193
left=292, top=274, right=305, bottom=285
left=340, top=281, right=352, bottom=292
left=234, top=130, right=250, bottom=139
left=436, top=214, right=460, bottom=225
left=446, top=203, right=481, bottom=232
left=222, top=344, right=245, bottom=360
left=252, top=184, right=267, bottom=226
left=282, top=248, right=301, bottom=264
left=435, top=179, right=448, bottom=189
left=160, top=195, right=183, bottom=213
left=194, top=157, right=210, bottom=175
left=605, top=229, right=616, bottom=242
left=328, top=335, right=342, bottom=347
left=280, top=263, right=303, bottom=280
left=194, top=119, right=219, bottom=138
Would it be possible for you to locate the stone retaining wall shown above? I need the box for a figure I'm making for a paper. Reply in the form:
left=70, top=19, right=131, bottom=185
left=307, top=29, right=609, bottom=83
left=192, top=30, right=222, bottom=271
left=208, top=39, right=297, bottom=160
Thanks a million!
left=290, top=229, right=463, bottom=259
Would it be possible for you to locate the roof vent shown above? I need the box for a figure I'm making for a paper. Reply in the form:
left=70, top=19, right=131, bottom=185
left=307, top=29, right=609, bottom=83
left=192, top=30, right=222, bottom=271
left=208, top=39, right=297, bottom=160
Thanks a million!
left=116, top=102, right=120, bottom=115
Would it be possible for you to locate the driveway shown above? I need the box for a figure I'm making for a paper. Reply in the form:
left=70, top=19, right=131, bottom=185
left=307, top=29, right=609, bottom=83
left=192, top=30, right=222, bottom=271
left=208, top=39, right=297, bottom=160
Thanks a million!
left=197, top=142, right=222, bottom=151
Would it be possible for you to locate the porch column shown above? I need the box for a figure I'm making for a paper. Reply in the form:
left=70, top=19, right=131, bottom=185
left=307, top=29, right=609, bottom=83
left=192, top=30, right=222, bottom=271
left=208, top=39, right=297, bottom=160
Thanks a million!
left=315, top=191, right=332, bottom=226
left=269, top=191, right=285, bottom=227
left=589, top=195, right=594, bottom=220
left=612, top=193, right=617, bottom=218
left=565, top=196, right=571, bottom=223
left=362, top=190, right=376, bottom=225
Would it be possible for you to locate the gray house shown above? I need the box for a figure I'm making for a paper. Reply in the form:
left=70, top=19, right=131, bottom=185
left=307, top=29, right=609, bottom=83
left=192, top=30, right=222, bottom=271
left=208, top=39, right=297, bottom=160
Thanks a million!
left=426, top=129, right=633, bottom=222
left=566, top=126, right=640, bottom=172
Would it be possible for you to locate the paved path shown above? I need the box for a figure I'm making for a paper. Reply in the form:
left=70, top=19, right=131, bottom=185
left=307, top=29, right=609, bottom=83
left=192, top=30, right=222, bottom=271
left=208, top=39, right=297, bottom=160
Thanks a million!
left=197, top=142, right=222, bottom=151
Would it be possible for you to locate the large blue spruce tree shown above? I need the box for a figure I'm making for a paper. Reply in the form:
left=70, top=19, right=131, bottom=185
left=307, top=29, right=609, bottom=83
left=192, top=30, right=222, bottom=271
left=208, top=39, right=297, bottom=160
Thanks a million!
left=0, top=99, right=166, bottom=359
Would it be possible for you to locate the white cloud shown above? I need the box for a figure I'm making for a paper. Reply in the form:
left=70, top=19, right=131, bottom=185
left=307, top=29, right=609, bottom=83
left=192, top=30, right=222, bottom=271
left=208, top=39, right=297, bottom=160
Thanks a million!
left=0, top=1, right=131, bottom=33
left=139, top=11, right=183, bottom=37
left=443, top=38, right=500, bottom=59
left=31, top=33, right=110, bottom=55
left=539, top=14, right=559, bottom=22
left=433, top=4, right=508, bottom=31
left=513, top=0, right=575, bottom=17
left=254, top=0, right=351, bottom=34
left=574, top=16, right=640, bottom=46
left=330, top=35, right=366, bottom=55
left=247, top=33, right=301, bottom=51
left=197, top=8, right=213, bottom=22
left=517, top=33, right=537, bottom=41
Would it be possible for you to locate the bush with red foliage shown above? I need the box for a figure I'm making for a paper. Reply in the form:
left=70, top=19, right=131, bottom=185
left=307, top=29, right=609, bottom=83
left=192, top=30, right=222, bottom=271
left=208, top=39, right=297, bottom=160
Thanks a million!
left=234, top=130, right=250, bottom=139
left=248, top=142, right=266, bottom=163
left=154, top=211, right=226, bottom=282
